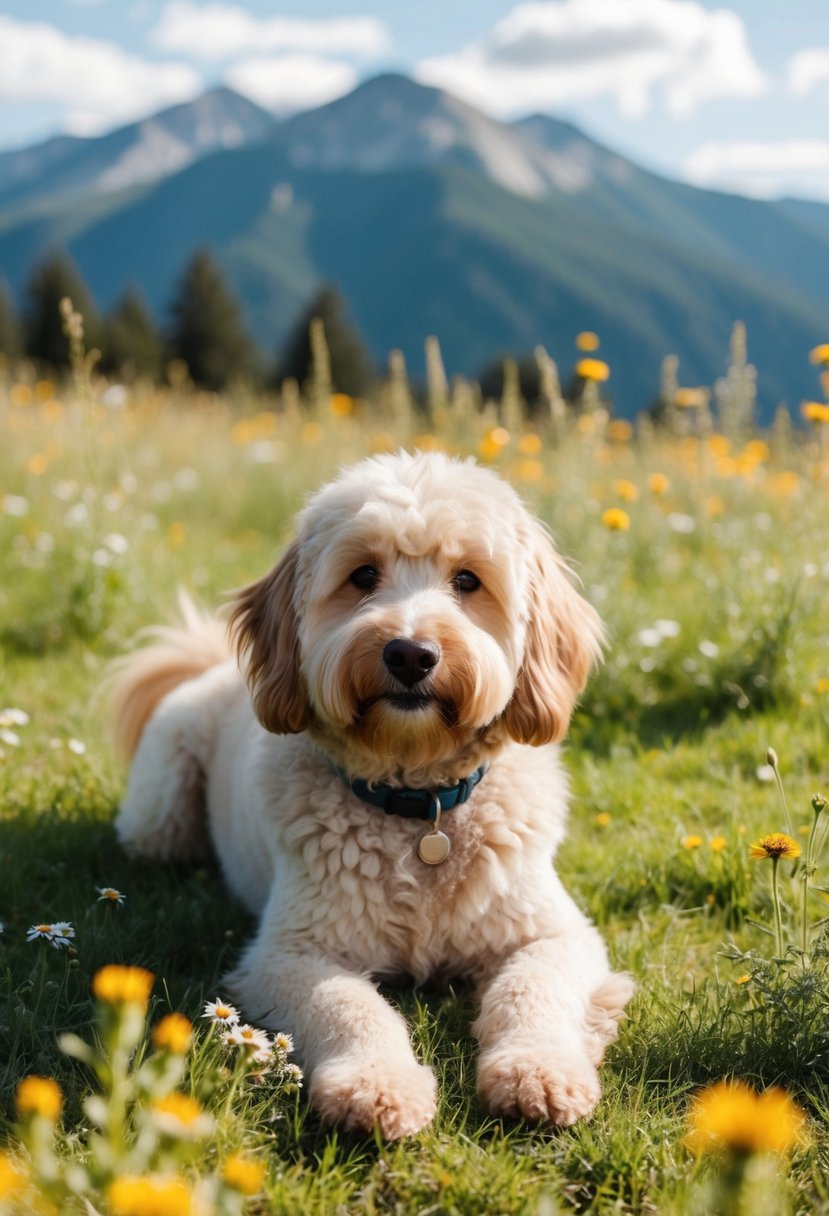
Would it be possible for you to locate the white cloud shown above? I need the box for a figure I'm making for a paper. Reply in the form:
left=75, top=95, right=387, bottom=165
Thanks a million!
left=153, top=1, right=390, bottom=63
left=684, top=139, right=829, bottom=200
left=0, top=15, right=201, bottom=133
left=224, top=54, right=358, bottom=115
left=415, top=0, right=767, bottom=119
left=788, top=48, right=829, bottom=97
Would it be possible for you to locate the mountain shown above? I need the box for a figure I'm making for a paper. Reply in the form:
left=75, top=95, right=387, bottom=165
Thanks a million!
left=0, top=87, right=276, bottom=210
left=0, top=73, right=826, bottom=419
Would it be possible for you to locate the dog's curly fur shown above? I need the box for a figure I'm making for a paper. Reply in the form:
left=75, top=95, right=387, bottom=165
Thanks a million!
left=113, top=450, right=633, bottom=1138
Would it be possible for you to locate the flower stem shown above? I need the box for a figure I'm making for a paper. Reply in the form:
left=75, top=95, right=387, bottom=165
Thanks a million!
left=771, top=762, right=794, bottom=837
left=771, top=856, right=784, bottom=957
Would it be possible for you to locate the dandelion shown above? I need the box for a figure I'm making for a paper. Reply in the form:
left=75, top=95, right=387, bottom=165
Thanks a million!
left=223, top=1023, right=273, bottom=1063
left=683, top=835, right=703, bottom=850
left=575, top=331, right=600, bottom=351
left=151, top=1093, right=214, bottom=1140
left=108, top=1174, right=197, bottom=1216
left=709, top=836, right=727, bottom=852
left=0, top=1151, right=26, bottom=1200
left=152, top=1013, right=193, bottom=1055
left=601, top=507, right=630, bottom=531
left=97, top=886, right=126, bottom=905
left=575, top=358, right=610, bottom=382
left=26, top=921, right=75, bottom=949
left=648, top=473, right=669, bottom=495
left=92, top=964, right=154, bottom=1010
left=596, top=812, right=611, bottom=827
left=329, top=392, right=353, bottom=417
left=203, top=998, right=240, bottom=1026
left=612, top=479, right=639, bottom=502
left=801, top=401, right=829, bottom=424
left=15, top=1076, right=62, bottom=1121
left=685, top=1079, right=805, bottom=1156
left=749, top=833, right=801, bottom=862
left=222, top=1153, right=267, bottom=1195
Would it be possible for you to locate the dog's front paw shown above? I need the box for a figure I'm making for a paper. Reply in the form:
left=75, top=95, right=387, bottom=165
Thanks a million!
left=477, top=1045, right=601, bottom=1126
left=310, top=1056, right=437, bottom=1139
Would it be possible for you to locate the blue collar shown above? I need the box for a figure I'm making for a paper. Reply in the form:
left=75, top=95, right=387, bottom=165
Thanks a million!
left=339, top=765, right=488, bottom=822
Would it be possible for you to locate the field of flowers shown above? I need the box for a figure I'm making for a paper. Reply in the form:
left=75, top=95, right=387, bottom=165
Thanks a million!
left=2, top=328, right=829, bottom=1214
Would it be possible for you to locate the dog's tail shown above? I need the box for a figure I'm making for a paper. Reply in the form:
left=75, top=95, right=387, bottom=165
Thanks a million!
left=108, top=590, right=231, bottom=760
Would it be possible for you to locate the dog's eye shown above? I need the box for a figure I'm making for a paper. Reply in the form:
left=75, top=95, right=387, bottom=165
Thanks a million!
left=454, top=570, right=481, bottom=594
left=350, top=565, right=380, bottom=592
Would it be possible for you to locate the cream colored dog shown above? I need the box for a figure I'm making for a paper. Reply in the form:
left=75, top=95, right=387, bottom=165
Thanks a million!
left=113, top=450, right=632, bottom=1138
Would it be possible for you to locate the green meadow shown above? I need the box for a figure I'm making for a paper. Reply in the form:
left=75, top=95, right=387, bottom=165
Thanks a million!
left=2, top=349, right=829, bottom=1214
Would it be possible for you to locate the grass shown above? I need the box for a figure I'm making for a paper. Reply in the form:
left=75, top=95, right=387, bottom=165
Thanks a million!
left=2, top=366, right=829, bottom=1213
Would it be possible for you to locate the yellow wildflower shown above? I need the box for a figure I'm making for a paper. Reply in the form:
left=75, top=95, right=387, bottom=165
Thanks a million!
left=479, top=426, right=510, bottom=462
left=329, top=392, right=353, bottom=417
left=808, top=343, right=829, bottom=365
left=802, top=401, right=829, bottom=424
left=518, top=432, right=542, bottom=455
left=92, top=964, right=154, bottom=1010
left=749, top=833, right=802, bottom=861
left=769, top=471, right=800, bottom=496
left=648, top=473, right=669, bottom=495
left=675, top=387, right=708, bottom=409
left=575, top=358, right=610, bottom=382
left=607, top=419, right=632, bottom=442
left=168, top=522, right=186, bottom=549
left=734, top=974, right=751, bottom=985
left=683, top=835, right=703, bottom=850
left=151, top=1093, right=213, bottom=1139
left=516, top=458, right=543, bottom=482
left=108, top=1174, right=197, bottom=1216
left=685, top=1079, right=806, bottom=1156
left=707, top=434, right=731, bottom=457
left=9, top=383, right=33, bottom=407
left=705, top=495, right=724, bottom=517
left=222, top=1153, right=267, bottom=1195
left=0, top=1151, right=26, bottom=1199
left=153, top=1013, right=193, bottom=1055
left=575, top=331, right=600, bottom=351
left=15, top=1076, right=62, bottom=1121
left=596, top=812, right=611, bottom=827
left=601, top=507, right=630, bottom=531
left=742, top=439, right=769, bottom=463
left=709, top=836, right=727, bottom=852
left=34, top=379, right=55, bottom=401
left=612, top=478, right=639, bottom=502
left=26, top=453, right=48, bottom=476
left=816, top=678, right=829, bottom=695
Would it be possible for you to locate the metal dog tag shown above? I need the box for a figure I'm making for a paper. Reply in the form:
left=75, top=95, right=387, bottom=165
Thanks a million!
left=417, top=799, right=451, bottom=865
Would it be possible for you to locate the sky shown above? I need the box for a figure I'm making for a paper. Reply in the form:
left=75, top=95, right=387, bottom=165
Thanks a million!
left=2, top=0, right=829, bottom=201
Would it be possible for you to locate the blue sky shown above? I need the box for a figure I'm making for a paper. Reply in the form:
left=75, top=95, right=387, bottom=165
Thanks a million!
left=3, top=0, right=829, bottom=200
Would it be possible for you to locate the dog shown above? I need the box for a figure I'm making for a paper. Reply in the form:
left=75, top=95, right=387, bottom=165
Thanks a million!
left=112, top=449, right=633, bottom=1138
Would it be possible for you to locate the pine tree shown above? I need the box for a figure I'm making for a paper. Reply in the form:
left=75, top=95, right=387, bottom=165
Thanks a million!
left=276, top=285, right=374, bottom=398
left=167, top=250, right=255, bottom=390
left=101, top=287, right=163, bottom=381
left=0, top=279, right=20, bottom=364
left=24, top=250, right=100, bottom=369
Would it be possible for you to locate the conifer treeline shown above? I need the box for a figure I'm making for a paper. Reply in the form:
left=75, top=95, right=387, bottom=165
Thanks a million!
left=0, top=248, right=375, bottom=395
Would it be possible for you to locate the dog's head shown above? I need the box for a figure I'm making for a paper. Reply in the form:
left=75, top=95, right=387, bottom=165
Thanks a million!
left=230, top=451, right=602, bottom=778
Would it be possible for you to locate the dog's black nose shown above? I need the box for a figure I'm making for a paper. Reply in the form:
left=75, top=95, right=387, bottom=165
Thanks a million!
left=382, top=638, right=440, bottom=688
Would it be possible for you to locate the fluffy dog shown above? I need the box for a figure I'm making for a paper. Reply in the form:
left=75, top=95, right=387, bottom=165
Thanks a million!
left=113, top=450, right=632, bottom=1138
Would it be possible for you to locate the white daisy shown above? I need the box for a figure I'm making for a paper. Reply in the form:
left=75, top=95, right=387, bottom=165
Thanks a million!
left=283, top=1062, right=304, bottom=1088
left=202, top=998, right=240, bottom=1025
left=273, top=1031, right=294, bottom=1055
left=27, top=922, right=75, bottom=948
left=0, top=708, right=29, bottom=728
left=223, top=1023, right=273, bottom=1063
left=96, top=886, right=126, bottom=905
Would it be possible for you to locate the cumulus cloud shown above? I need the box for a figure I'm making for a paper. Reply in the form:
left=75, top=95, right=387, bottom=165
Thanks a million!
left=224, top=55, right=358, bottom=114
left=152, top=1, right=390, bottom=62
left=0, top=15, right=201, bottom=133
left=788, top=48, right=829, bottom=98
left=685, top=139, right=829, bottom=200
left=415, top=0, right=767, bottom=118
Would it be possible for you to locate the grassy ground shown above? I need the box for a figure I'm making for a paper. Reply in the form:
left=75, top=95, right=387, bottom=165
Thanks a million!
left=2, top=372, right=829, bottom=1213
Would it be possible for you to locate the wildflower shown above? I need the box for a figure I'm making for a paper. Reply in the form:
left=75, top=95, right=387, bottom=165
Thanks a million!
left=596, top=812, right=611, bottom=827
left=223, top=1023, right=273, bottom=1063
left=108, top=1174, right=198, bottom=1216
left=709, top=836, right=727, bottom=852
left=479, top=427, right=510, bottom=462
left=15, top=1076, right=62, bottom=1121
left=607, top=419, right=632, bottom=442
left=685, top=1079, right=806, bottom=1156
left=203, top=998, right=240, bottom=1026
left=299, top=421, right=323, bottom=444
left=284, top=1062, right=304, bottom=1087
left=167, top=522, right=186, bottom=549
left=0, top=1151, right=26, bottom=1199
left=683, top=835, right=703, bottom=850
left=675, top=387, right=707, bottom=408
left=575, top=358, right=610, bottom=382
left=749, top=834, right=801, bottom=861
left=92, top=964, right=154, bottom=1010
left=97, top=886, right=126, bottom=905
left=518, top=432, right=542, bottom=455
left=648, top=473, right=669, bottom=495
left=0, top=708, right=29, bottom=727
left=612, top=479, right=639, bottom=502
left=575, top=331, right=600, bottom=351
left=153, top=1013, right=193, bottom=1055
left=808, top=343, right=829, bottom=365
left=734, top=974, right=751, bottom=984
left=151, top=1093, right=214, bottom=1140
left=329, top=392, right=353, bottom=417
left=802, top=401, right=829, bottom=424
left=601, top=507, right=630, bottom=531
left=26, top=921, right=75, bottom=949
left=222, top=1153, right=267, bottom=1195
left=273, top=1031, right=294, bottom=1054
left=517, top=459, right=544, bottom=482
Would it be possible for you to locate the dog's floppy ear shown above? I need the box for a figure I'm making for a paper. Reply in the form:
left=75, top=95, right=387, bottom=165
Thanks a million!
left=229, top=540, right=310, bottom=734
left=503, top=522, right=603, bottom=746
